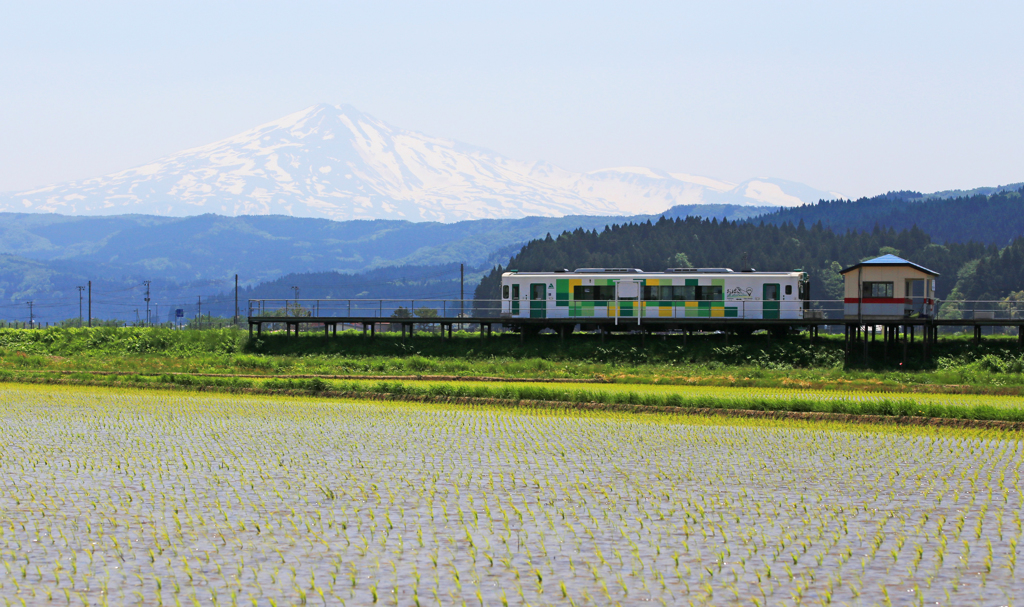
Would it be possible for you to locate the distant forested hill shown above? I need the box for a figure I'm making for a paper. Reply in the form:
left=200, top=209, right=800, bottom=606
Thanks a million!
left=756, top=187, right=1024, bottom=245
left=0, top=206, right=767, bottom=324
left=474, top=217, right=1004, bottom=304
left=0, top=205, right=767, bottom=285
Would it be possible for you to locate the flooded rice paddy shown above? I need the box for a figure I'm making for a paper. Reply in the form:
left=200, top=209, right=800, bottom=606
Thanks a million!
left=0, top=384, right=1022, bottom=605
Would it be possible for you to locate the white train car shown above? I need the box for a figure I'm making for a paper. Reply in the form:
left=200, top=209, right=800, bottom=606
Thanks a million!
left=500, top=268, right=808, bottom=321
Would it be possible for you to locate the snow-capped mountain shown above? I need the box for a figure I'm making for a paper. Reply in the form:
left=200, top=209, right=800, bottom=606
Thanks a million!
left=0, top=104, right=842, bottom=221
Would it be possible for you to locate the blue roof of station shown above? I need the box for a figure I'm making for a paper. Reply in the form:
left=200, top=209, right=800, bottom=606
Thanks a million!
left=840, top=254, right=939, bottom=276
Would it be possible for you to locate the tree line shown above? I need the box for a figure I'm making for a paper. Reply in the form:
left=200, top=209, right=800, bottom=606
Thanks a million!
left=757, top=187, right=1024, bottom=246
left=474, top=215, right=1019, bottom=306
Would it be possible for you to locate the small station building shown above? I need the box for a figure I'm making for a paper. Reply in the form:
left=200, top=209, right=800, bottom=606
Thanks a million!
left=841, top=254, right=939, bottom=320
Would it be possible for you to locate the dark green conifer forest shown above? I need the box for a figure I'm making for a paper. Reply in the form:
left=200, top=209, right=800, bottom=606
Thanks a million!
left=757, top=187, right=1024, bottom=245
left=474, top=216, right=1021, bottom=306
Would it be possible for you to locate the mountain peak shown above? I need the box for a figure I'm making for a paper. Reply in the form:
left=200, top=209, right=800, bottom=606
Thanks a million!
left=0, top=104, right=839, bottom=221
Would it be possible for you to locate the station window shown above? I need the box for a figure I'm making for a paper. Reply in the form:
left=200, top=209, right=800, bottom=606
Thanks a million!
left=503, top=285, right=509, bottom=299
left=862, top=282, right=894, bottom=298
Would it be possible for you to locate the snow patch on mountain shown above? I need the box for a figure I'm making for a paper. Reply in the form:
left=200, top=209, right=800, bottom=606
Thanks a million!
left=0, top=104, right=841, bottom=222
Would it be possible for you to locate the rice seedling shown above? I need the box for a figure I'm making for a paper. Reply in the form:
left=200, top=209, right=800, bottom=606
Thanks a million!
left=0, top=384, right=1021, bottom=605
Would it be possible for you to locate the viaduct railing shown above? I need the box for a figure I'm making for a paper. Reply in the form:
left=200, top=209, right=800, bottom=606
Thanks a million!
left=247, top=298, right=1024, bottom=322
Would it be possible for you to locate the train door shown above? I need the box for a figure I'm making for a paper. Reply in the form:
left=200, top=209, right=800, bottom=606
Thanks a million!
left=763, top=283, right=780, bottom=319
left=530, top=283, right=547, bottom=318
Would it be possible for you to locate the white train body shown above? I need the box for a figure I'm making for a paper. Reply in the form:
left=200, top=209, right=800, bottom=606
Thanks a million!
left=500, top=268, right=808, bottom=321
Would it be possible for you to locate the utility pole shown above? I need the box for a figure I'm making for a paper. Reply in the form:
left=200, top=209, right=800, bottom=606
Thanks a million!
left=197, top=296, right=202, bottom=330
left=87, top=281, right=92, bottom=327
left=292, top=286, right=300, bottom=316
left=77, top=286, right=85, bottom=326
left=234, top=274, right=239, bottom=326
left=460, top=263, right=464, bottom=324
left=27, top=301, right=34, bottom=328
left=144, top=280, right=152, bottom=326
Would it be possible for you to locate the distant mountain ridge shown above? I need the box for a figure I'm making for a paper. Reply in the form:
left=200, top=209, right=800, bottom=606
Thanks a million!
left=0, top=204, right=768, bottom=283
left=0, top=104, right=840, bottom=222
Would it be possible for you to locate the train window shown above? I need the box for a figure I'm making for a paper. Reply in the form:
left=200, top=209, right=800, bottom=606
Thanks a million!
left=862, top=282, right=893, bottom=298
left=512, top=284, right=520, bottom=299
left=695, top=286, right=722, bottom=301
left=643, top=286, right=675, bottom=300
left=672, top=285, right=696, bottom=301
left=785, top=285, right=792, bottom=295
left=503, top=285, right=510, bottom=299
left=575, top=285, right=615, bottom=300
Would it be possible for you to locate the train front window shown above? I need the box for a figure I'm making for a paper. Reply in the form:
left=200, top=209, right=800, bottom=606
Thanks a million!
left=503, top=285, right=510, bottom=299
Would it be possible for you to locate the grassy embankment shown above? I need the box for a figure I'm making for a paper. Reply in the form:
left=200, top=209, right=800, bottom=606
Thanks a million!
left=2, top=327, right=1023, bottom=424
left=2, top=326, right=1022, bottom=387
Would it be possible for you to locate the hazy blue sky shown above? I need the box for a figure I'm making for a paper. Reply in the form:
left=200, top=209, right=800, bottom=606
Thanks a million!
left=2, top=1, right=1021, bottom=197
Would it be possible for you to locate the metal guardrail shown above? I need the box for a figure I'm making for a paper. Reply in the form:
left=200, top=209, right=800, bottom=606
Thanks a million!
left=934, top=300, right=1024, bottom=321
left=248, top=299, right=500, bottom=319
left=247, top=298, right=1024, bottom=322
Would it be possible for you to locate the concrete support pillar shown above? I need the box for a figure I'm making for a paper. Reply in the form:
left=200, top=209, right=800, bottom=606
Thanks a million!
left=370, top=323, right=376, bottom=338
left=863, top=325, right=869, bottom=360
left=257, top=323, right=262, bottom=338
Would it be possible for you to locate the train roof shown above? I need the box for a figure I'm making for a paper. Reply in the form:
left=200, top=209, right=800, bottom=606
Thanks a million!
left=502, top=268, right=804, bottom=277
